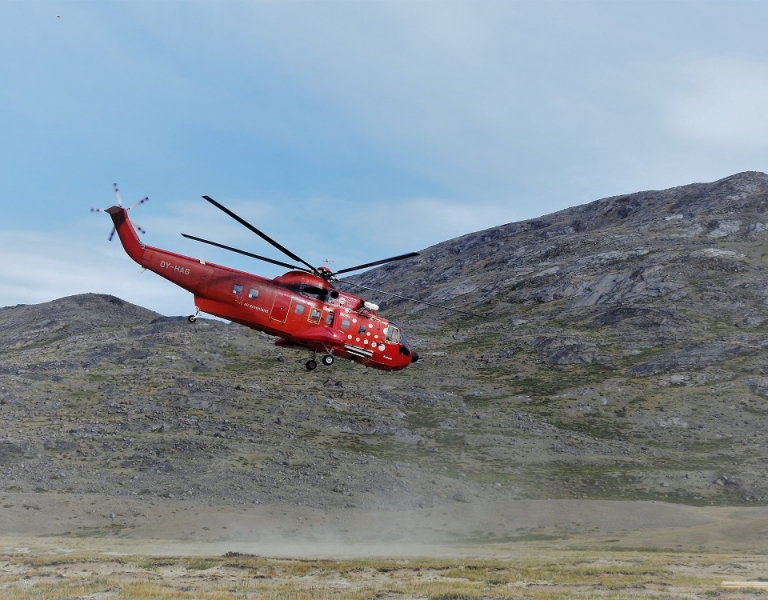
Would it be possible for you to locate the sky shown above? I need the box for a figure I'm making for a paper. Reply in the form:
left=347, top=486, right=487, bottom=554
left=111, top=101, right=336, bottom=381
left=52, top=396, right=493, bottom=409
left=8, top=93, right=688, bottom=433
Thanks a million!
left=2, top=0, right=768, bottom=316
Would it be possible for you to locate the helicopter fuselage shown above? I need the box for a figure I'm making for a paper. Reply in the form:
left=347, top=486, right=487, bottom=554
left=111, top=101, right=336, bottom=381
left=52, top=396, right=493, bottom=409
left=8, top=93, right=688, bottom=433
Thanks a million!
left=106, top=206, right=417, bottom=371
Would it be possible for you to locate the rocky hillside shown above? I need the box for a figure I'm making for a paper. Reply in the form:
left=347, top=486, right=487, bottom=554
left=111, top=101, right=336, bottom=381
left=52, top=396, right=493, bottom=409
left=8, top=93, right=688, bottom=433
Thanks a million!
left=2, top=173, right=768, bottom=512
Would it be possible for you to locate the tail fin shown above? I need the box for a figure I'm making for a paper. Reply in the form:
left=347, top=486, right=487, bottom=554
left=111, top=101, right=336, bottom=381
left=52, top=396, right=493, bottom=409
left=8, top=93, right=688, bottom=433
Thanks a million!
left=105, top=206, right=145, bottom=264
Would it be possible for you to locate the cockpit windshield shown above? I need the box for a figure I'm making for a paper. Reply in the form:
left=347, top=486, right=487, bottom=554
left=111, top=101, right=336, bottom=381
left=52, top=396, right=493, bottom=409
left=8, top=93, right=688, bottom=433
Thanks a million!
left=297, top=284, right=328, bottom=301
left=384, top=324, right=401, bottom=345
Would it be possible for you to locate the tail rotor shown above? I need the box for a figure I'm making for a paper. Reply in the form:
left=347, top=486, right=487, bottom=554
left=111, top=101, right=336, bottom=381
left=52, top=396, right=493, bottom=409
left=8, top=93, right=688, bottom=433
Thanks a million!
left=91, top=183, right=149, bottom=241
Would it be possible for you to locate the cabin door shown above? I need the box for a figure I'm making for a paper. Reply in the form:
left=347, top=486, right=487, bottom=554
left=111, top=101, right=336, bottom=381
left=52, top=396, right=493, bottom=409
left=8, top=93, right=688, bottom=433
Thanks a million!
left=270, top=290, right=292, bottom=324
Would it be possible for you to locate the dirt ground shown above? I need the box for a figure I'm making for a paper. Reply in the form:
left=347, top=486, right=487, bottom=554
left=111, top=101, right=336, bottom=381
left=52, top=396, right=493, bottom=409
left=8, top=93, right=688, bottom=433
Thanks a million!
left=2, top=494, right=768, bottom=556
left=2, top=496, right=768, bottom=598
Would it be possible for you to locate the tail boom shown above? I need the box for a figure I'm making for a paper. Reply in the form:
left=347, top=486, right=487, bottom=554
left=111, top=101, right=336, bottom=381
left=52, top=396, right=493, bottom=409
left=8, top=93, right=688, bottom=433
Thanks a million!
left=106, top=205, right=269, bottom=307
left=106, top=205, right=212, bottom=293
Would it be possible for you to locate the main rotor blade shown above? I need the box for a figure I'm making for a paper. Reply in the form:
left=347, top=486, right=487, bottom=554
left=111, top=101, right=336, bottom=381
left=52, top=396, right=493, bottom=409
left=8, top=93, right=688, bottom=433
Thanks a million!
left=181, top=233, right=312, bottom=273
left=340, top=280, right=487, bottom=318
left=201, top=195, right=318, bottom=274
left=333, top=252, right=420, bottom=276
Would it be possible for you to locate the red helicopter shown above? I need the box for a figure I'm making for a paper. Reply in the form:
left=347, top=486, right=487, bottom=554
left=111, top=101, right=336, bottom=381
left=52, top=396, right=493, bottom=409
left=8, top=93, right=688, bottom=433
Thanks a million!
left=94, top=185, right=449, bottom=371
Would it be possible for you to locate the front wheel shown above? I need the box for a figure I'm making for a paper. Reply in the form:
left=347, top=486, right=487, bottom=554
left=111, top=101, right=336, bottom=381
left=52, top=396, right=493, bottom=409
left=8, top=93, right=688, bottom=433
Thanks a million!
left=321, top=354, right=334, bottom=366
left=305, top=359, right=317, bottom=371
left=187, top=315, right=197, bottom=323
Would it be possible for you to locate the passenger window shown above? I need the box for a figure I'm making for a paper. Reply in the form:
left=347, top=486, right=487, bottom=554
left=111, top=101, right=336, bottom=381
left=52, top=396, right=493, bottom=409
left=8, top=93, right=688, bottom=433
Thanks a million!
left=358, top=325, right=367, bottom=335
left=326, top=311, right=335, bottom=326
left=341, top=319, right=351, bottom=330
left=232, top=284, right=243, bottom=295
left=249, top=288, right=259, bottom=299
left=295, top=304, right=305, bottom=315
left=310, top=308, right=322, bottom=321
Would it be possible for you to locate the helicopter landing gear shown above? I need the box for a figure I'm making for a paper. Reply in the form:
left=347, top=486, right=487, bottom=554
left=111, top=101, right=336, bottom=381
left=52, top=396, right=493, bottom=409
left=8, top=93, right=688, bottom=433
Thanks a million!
left=306, top=353, right=333, bottom=371
left=188, top=308, right=200, bottom=323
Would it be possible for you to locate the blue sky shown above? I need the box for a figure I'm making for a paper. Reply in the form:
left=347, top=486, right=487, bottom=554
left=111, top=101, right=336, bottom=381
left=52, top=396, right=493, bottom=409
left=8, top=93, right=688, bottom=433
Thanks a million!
left=2, top=1, right=768, bottom=315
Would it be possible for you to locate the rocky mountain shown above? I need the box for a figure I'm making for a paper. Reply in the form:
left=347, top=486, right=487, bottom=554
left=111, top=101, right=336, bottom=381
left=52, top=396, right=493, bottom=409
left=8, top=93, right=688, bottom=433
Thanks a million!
left=2, top=172, right=768, bottom=515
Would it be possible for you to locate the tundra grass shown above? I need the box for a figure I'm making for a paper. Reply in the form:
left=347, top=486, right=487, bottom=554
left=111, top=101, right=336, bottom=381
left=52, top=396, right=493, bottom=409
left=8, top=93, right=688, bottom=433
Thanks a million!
left=0, top=550, right=756, bottom=599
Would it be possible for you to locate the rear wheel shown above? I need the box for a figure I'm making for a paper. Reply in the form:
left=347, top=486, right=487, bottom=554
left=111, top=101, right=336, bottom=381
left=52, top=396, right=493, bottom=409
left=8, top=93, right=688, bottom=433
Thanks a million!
left=187, top=315, right=197, bottom=323
left=305, top=359, right=317, bottom=371
left=321, top=354, right=334, bottom=366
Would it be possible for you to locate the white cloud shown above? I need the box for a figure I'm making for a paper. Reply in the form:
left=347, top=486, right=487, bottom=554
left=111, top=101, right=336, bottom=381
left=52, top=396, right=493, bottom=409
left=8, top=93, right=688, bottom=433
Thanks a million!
left=240, top=194, right=523, bottom=276
left=0, top=231, right=193, bottom=316
left=362, top=197, right=521, bottom=250
left=665, top=58, right=768, bottom=150
left=229, top=3, right=531, bottom=190
left=137, top=198, right=278, bottom=245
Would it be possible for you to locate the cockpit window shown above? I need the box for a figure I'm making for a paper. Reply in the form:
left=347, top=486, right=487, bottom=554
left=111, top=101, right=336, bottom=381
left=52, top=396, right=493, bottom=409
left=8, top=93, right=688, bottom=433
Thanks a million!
left=384, top=325, right=400, bottom=344
left=298, top=285, right=328, bottom=301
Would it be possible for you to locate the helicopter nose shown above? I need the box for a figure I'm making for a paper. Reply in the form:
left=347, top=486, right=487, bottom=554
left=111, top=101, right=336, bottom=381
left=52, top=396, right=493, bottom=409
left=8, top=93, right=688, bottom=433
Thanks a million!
left=411, top=351, right=419, bottom=363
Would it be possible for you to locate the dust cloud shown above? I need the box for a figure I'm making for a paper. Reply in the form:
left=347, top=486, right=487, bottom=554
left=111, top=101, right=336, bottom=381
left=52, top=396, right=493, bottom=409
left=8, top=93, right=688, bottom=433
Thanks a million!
left=4, top=492, right=767, bottom=557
